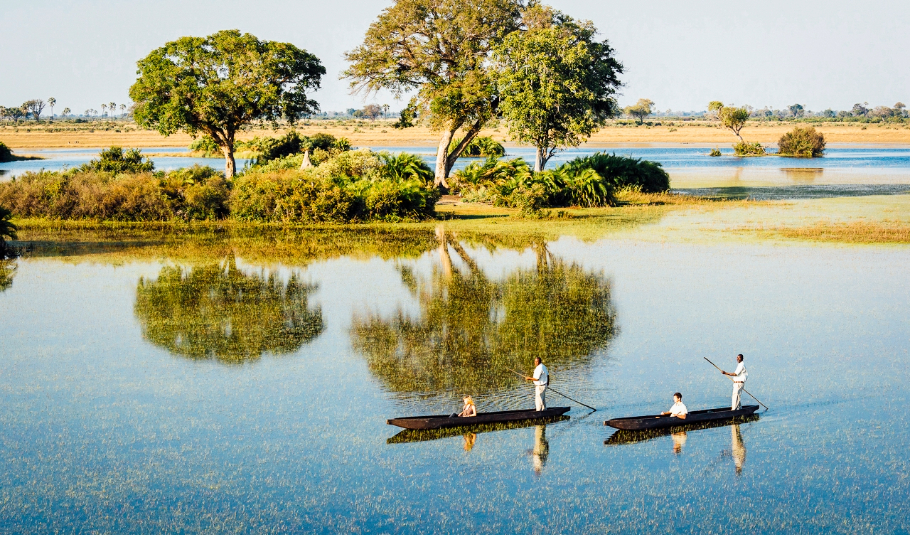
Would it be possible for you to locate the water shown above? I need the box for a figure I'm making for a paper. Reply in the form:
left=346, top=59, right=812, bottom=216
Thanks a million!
left=4, top=146, right=910, bottom=193
left=1, top=230, right=909, bottom=533
left=0, top=147, right=248, bottom=177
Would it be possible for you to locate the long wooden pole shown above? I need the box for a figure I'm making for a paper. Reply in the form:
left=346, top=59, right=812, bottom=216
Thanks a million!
left=703, top=357, right=770, bottom=410
left=508, top=369, right=597, bottom=412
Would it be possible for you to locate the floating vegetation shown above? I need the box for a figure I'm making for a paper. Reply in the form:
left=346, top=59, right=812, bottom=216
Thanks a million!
left=134, top=255, right=324, bottom=363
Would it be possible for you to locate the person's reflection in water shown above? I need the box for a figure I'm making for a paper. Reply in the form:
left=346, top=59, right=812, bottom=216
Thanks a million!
left=731, top=424, right=746, bottom=475
left=528, top=425, right=550, bottom=476
left=671, top=430, right=687, bottom=455
left=463, top=432, right=477, bottom=452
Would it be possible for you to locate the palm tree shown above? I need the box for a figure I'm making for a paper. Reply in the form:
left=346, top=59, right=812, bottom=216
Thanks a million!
left=101, top=104, right=107, bottom=118
left=0, top=206, right=17, bottom=246
left=109, top=102, right=116, bottom=118
left=62, top=107, right=71, bottom=117
left=120, top=104, right=126, bottom=116
left=48, top=97, right=56, bottom=119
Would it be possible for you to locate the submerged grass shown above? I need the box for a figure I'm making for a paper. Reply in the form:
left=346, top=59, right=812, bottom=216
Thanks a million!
left=763, top=221, right=910, bottom=244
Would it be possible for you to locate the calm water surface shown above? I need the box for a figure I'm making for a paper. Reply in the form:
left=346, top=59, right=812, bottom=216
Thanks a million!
left=1, top=230, right=909, bottom=533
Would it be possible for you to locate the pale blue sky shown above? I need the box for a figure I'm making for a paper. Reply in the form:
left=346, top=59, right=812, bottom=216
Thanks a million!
left=1, top=0, right=907, bottom=115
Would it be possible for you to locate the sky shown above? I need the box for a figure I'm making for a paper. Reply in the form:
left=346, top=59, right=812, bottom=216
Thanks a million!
left=1, top=0, right=907, bottom=115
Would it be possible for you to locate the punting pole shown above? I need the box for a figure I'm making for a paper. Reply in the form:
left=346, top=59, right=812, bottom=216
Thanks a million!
left=508, top=369, right=597, bottom=412
left=703, top=357, right=770, bottom=411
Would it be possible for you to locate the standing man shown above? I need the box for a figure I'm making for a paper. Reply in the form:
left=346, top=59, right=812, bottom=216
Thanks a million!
left=721, top=354, right=748, bottom=410
left=524, top=357, right=549, bottom=411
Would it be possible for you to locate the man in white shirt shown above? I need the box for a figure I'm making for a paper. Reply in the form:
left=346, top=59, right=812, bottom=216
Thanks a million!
left=721, top=354, right=748, bottom=410
left=524, top=357, right=549, bottom=411
left=661, top=392, right=688, bottom=420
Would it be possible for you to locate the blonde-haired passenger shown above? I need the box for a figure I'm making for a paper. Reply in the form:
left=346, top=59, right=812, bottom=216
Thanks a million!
left=457, top=396, right=477, bottom=418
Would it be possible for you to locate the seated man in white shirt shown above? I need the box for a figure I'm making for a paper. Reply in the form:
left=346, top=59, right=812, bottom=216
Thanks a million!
left=660, top=392, right=688, bottom=419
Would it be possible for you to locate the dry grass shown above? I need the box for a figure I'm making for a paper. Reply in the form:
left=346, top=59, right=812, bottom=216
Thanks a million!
left=762, top=221, right=910, bottom=244
left=3, top=120, right=910, bottom=149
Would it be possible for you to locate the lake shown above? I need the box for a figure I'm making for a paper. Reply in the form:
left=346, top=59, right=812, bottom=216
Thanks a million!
left=4, top=145, right=910, bottom=198
left=1, top=229, right=909, bottom=533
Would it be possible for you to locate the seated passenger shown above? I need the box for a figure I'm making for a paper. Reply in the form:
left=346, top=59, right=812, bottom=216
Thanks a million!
left=660, top=392, right=688, bottom=419
left=457, top=396, right=477, bottom=417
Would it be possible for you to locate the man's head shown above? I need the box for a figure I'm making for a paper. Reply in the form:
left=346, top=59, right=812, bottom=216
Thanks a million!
left=737, top=354, right=744, bottom=363
left=534, top=357, right=542, bottom=366
left=674, top=392, right=682, bottom=402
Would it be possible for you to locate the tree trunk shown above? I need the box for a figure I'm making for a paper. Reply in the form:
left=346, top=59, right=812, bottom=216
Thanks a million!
left=222, top=145, right=236, bottom=179
left=534, top=147, right=548, bottom=173
left=434, top=130, right=455, bottom=189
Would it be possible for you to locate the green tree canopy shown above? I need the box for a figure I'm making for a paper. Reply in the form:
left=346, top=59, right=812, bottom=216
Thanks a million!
left=623, top=98, right=654, bottom=125
left=710, top=102, right=750, bottom=142
left=135, top=257, right=325, bottom=363
left=344, top=0, right=525, bottom=187
left=493, top=9, right=622, bottom=171
left=129, top=30, right=325, bottom=178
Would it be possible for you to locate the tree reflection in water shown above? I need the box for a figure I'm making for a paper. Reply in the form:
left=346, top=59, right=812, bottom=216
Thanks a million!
left=351, top=230, right=617, bottom=395
left=0, top=259, right=15, bottom=292
left=135, top=256, right=324, bottom=363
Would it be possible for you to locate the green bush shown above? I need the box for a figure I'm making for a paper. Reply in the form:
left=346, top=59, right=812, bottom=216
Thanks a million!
left=557, top=152, right=670, bottom=193
left=230, top=171, right=358, bottom=223
left=450, top=136, right=506, bottom=157
left=80, top=146, right=155, bottom=173
left=0, top=168, right=229, bottom=221
left=733, top=141, right=766, bottom=156
left=777, top=126, right=826, bottom=157
left=709, top=148, right=722, bottom=157
left=189, top=136, right=220, bottom=157
left=378, top=152, right=434, bottom=183
left=0, top=142, right=14, bottom=163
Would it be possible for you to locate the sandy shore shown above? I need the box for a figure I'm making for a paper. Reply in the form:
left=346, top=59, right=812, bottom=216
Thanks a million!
left=2, top=122, right=909, bottom=149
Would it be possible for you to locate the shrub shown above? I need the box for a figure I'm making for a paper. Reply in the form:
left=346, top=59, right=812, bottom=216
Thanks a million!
left=557, top=152, right=670, bottom=193
left=230, top=171, right=358, bottom=223
left=778, top=126, right=826, bottom=157
left=79, top=146, right=155, bottom=173
left=450, top=136, right=506, bottom=157
left=0, top=168, right=229, bottom=221
left=378, top=152, right=434, bottom=183
left=733, top=142, right=766, bottom=156
left=0, top=205, right=17, bottom=253
left=189, top=136, right=220, bottom=157
left=709, top=148, right=722, bottom=157
left=0, top=142, right=14, bottom=163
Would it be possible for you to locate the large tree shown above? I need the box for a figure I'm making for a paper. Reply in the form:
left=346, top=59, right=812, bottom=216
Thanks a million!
left=22, top=99, right=45, bottom=121
left=344, top=0, right=525, bottom=188
left=493, top=9, right=622, bottom=172
left=623, top=98, right=654, bottom=125
left=129, top=29, right=325, bottom=178
left=710, top=101, right=750, bottom=142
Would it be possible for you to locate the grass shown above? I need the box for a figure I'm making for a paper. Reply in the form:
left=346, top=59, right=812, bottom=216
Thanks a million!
left=763, top=221, right=910, bottom=244
left=3, top=119, right=910, bottom=149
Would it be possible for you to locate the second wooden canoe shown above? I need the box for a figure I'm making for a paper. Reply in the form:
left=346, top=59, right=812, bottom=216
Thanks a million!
left=388, top=406, right=571, bottom=430
left=604, top=405, right=759, bottom=431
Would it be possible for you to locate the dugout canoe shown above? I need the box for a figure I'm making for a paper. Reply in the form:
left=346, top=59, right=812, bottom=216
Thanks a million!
left=604, top=405, right=759, bottom=431
left=388, top=407, right=571, bottom=430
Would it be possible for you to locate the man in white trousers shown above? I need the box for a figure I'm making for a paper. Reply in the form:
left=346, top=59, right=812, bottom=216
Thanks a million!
left=721, top=354, right=748, bottom=410
left=524, top=357, right=549, bottom=411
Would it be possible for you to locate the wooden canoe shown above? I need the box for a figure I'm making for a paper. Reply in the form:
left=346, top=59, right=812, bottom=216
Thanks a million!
left=388, top=415, right=570, bottom=444
left=605, top=414, right=760, bottom=446
left=604, top=405, right=759, bottom=431
left=388, top=406, right=571, bottom=430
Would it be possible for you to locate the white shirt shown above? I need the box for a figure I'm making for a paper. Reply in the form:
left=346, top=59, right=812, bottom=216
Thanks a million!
left=732, top=362, right=748, bottom=383
left=533, top=364, right=548, bottom=386
left=669, top=401, right=688, bottom=417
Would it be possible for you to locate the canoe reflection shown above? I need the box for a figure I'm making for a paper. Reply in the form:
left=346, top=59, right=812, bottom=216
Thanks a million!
left=387, top=415, right=569, bottom=444
left=605, top=414, right=759, bottom=450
